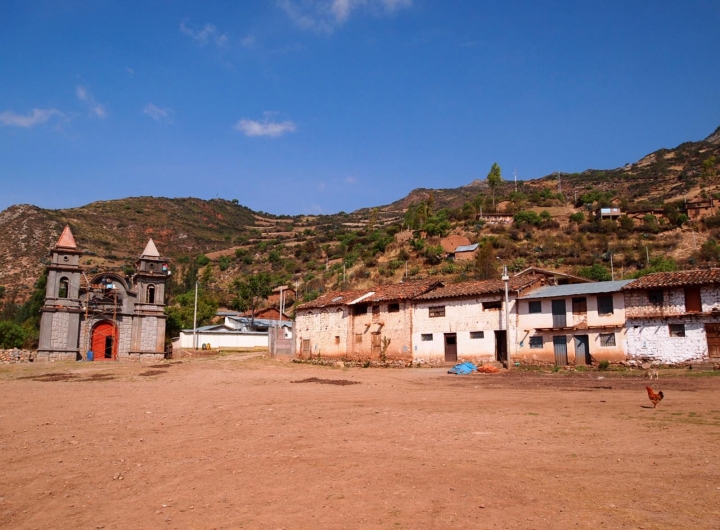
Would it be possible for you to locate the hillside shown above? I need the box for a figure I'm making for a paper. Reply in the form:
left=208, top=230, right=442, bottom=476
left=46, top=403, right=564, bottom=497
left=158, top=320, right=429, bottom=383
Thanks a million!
left=1, top=125, right=719, bottom=308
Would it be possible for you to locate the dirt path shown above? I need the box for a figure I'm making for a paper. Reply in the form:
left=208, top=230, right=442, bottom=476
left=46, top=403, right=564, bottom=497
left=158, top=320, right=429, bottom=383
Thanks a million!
left=0, top=357, right=718, bottom=529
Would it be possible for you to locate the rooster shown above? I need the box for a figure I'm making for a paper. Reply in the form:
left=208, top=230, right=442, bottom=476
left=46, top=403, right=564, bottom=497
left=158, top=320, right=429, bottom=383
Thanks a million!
left=646, top=386, right=664, bottom=408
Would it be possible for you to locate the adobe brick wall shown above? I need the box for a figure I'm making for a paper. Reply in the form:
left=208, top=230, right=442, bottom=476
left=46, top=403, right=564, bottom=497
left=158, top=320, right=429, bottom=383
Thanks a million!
left=0, top=349, right=34, bottom=363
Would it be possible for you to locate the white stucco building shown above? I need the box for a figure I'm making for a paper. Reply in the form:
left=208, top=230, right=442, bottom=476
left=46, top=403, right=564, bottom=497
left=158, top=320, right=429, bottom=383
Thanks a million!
left=622, top=270, right=720, bottom=365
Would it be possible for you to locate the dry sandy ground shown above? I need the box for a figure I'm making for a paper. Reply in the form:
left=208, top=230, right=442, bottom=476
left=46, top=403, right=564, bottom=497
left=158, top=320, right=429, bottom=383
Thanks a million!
left=1, top=356, right=719, bottom=530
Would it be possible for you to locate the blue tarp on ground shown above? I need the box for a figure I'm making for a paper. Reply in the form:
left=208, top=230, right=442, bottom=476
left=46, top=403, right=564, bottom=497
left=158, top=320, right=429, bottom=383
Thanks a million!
left=447, top=362, right=477, bottom=375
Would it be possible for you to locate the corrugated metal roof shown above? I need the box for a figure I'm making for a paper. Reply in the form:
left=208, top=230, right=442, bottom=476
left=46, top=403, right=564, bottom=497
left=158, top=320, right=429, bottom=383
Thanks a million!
left=454, top=243, right=479, bottom=253
left=518, top=280, right=634, bottom=299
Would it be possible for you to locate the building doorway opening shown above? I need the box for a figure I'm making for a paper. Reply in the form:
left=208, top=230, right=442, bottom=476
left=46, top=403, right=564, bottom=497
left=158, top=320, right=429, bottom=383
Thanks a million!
left=494, top=330, right=507, bottom=364
left=91, top=321, right=118, bottom=361
left=444, top=333, right=457, bottom=362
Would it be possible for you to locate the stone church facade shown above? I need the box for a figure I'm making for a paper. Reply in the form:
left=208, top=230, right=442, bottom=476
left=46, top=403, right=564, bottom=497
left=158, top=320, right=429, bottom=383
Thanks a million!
left=37, top=226, right=170, bottom=362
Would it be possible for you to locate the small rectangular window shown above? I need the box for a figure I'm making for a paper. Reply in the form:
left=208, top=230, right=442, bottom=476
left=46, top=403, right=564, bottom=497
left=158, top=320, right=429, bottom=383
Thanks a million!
left=388, top=303, right=400, bottom=313
left=355, top=333, right=363, bottom=343
left=599, top=333, right=616, bottom=347
left=648, top=289, right=663, bottom=306
left=669, top=324, right=686, bottom=337
left=334, top=336, right=340, bottom=344
left=429, top=306, right=445, bottom=318
left=421, top=333, right=433, bottom=341
left=483, top=301, right=502, bottom=310
left=372, top=305, right=380, bottom=315
left=470, top=331, right=484, bottom=339
left=301, top=339, right=310, bottom=353
left=352, top=304, right=368, bottom=315
left=572, top=297, right=587, bottom=314
left=529, top=336, right=543, bottom=349
left=528, top=301, right=542, bottom=314
left=597, top=295, right=614, bottom=316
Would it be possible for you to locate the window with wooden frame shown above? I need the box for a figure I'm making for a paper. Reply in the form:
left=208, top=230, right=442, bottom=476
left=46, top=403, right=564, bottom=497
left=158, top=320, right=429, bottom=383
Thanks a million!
left=355, top=333, right=363, bottom=343
left=372, top=305, right=380, bottom=316
left=528, top=301, right=542, bottom=314
left=301, top=339, right=310, bottom=353
left=572, top=297, right=587, bottom=314
left=529, top=336, right=543, bottom=349
left=421, top=334, right=433, bottom=341
left=648, top=289, right=663, bottom=306
left=684, top=286, right=701, bottom=313
left=597, top=295, right=614, bottom=316
left=669, top=324, right=686, bottom=337
left=429, top=306, right=445, bottom=318
left=483, top=300, right=502, bottom=310
left=599, top=333, right=616, bottom=347
left=388, top=303, right=400, bottom=313
left=469, top=331, right=484, bottom=339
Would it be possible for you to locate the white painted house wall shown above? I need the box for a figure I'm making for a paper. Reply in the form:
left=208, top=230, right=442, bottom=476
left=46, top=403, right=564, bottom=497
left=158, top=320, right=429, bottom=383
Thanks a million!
left=177, top=330, right=268, bottom=349
left=412, top=297, right=515, bottom=364
left=624, top=286, right=720, bottom=363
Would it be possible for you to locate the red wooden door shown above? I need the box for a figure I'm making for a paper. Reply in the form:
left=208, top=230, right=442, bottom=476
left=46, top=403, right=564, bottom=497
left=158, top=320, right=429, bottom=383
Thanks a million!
left=91, top=322, right=118, bottom=361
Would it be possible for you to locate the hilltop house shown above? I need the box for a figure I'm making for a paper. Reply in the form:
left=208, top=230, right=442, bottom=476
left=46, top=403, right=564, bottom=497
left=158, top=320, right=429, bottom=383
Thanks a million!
left=37, top=226, right=169, bottom=362
left=622, top=270, right=720, bottom=365
left=515, top=281, right=632, bottom=365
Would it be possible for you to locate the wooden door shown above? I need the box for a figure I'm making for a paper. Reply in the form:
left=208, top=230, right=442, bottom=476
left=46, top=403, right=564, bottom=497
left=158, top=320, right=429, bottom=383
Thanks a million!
left=371, top=333, right=381, bottom=358
left=553, top=335, right=568, bottom=366
left=494, top=330, right=507, bottom=363
left=552, top=299, right=567, bottom=328
left=91, top=321, right=117, bottom=361
left=444, top=333, right=458, bottom=362
left=705, top=324, right=720, bottom=358
left=574, top=335, right=590, bottom=365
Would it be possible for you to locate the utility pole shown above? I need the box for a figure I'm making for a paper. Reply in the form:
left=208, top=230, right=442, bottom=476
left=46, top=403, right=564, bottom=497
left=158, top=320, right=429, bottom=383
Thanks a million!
left=645, top=246, right=650, bottom=267
left=610, top=253, right=615, bottom=281
left=192, top=280, right=198, bottom=350
left=514, top=168, right=518, bottom=193
left=502, top=264, right=511, bottom=370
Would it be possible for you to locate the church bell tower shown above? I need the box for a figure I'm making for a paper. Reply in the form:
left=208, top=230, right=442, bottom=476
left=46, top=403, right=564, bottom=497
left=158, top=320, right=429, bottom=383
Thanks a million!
left=37, top=226, right=83, bottom=361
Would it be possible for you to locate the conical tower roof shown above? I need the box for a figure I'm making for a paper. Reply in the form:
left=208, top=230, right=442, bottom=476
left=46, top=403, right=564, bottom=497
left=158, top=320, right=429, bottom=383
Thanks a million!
left=140, top=238, right=160, bottom=258
left=56, top=225, right=77, bottom=249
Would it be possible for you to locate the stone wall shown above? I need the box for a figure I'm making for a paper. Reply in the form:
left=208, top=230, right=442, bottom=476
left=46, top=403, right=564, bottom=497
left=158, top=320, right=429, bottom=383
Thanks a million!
left=0, top=349, right=34, bottom=364
left=626, top=317, right=714, bottom=364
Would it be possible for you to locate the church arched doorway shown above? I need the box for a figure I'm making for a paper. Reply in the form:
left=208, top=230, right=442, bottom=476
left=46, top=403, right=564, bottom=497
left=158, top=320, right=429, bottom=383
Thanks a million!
left=91, top=321, right=118, bottom=361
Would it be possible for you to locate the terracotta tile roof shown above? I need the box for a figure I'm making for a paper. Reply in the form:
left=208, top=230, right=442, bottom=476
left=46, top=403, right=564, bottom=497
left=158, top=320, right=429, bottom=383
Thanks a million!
left=296, top=279, right=442, bottom=310
left=414, top=275, right=542, bottom=301
left=622, top=269, right=720, bottom=290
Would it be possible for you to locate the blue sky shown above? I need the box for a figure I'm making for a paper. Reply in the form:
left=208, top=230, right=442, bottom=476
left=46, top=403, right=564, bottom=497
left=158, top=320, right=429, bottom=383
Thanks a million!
left=1, top=1, right=719, bottom=215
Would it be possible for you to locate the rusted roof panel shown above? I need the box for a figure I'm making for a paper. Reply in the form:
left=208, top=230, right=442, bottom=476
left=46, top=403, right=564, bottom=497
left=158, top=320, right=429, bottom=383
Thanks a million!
left=622, top=269, right=720, bottom=290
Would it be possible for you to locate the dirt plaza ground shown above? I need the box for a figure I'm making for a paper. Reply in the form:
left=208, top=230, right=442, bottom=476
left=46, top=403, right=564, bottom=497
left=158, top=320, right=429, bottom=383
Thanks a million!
left=1, top=355, right=719, bottom=529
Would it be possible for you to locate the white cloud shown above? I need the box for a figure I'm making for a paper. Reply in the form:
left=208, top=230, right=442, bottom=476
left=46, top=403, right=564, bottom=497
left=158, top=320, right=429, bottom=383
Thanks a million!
left=143, top=103, right=174, bottom=122
left=76, top=85, right=107, bottom=119
left=235, top=113, right=297, bottom=137
left=241, top=35, right=256, bottom=48
left=278, top=0, right=412, bottom=32
left=126, top=67, right=135, bottom=77
left=0, top=108, right=62, bottom=128
left=345, top=176, right=357, bottom=184
left=180, top=20, right=228, bottom=47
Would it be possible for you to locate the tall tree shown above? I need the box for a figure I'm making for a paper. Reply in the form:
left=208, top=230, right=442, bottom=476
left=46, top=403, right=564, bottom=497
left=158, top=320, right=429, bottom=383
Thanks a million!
left=231, top=272, right=273, bottom=325
left=486, top=163, right=502, bottom=211
left=474, top=241, right=498, bottom=280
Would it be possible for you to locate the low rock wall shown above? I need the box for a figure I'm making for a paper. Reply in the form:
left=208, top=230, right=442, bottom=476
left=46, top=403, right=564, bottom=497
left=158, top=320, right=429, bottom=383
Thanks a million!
left=0, top=349, right=35, bottom=363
